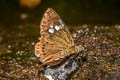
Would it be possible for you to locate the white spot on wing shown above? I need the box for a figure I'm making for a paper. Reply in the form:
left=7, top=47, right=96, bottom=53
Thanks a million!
left=50, top=25, right=54, bottom=28
left=48, top=29, right=54, bottom=33
left=59, top=19, right=64, bottom=27
left=59, top=25, right=63, bottom=29
left=55, top=26, right=60, bottom=31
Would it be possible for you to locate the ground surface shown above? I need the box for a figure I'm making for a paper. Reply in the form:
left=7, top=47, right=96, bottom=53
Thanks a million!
left=0, top=23, right=120, bottom=80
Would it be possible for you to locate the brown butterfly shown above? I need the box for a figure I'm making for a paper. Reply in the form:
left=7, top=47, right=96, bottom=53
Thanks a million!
left=35, top=8, right=82, bottom=66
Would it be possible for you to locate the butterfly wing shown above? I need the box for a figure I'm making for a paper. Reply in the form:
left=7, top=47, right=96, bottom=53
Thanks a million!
left=35, top=8, right=77, bottom=66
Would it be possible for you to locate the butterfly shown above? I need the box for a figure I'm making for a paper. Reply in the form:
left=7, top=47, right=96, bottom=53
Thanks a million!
left=35, top=8, right=82, bottom=66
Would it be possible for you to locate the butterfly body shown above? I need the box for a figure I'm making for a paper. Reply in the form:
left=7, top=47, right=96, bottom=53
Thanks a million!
left=35, top=8, right=82, bottom=66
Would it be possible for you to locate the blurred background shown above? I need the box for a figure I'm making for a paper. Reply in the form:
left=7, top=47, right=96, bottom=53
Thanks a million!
left=0, top=0, right=120, bottom=27
left=0, top=1, right=120, bottom=80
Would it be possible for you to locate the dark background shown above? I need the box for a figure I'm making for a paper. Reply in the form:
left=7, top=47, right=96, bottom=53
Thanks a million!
left=0, top=0, right=120, bottom=26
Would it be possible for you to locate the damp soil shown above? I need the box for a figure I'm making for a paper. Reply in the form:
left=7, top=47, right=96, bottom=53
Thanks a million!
left=0, top=24, right=120, bottom=80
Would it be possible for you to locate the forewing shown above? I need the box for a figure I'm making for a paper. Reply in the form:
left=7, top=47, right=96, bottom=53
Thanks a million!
left=35, top=8, right=75, bottom=66
left=40, top=8, right=74, bottom=46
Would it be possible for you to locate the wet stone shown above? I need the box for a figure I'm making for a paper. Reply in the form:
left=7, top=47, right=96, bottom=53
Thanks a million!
left=44, top=59, right=78, bottom=80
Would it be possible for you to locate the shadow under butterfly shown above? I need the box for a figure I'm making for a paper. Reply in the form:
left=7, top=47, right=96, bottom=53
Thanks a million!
left=35, top=8, right=84, bottom=80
